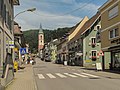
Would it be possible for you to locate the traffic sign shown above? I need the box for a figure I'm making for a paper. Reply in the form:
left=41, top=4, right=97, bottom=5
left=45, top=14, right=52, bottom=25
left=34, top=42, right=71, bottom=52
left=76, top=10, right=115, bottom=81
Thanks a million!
left=99, top=50, right=104, bottom=56
left=20, top=48, right=27, bottom=54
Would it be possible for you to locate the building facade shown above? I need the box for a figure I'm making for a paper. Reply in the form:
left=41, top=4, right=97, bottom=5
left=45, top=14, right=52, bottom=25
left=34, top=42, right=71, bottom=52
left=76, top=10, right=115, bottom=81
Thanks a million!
left=99, top=0, right=120, bottom=70
left=67, top=16, right=89, bottom=66
left=48, top=39, right=58, bottom=61
left=81, top=13, right=102, bottom=68
left=0, top=0, right=20, bottom=86
left=14, top=22, right=25, bottom=65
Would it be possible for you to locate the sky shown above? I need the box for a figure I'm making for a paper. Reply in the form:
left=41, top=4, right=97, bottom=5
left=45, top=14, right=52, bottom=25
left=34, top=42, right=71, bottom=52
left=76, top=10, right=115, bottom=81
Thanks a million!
left=14, top=0, right=108, bottom=31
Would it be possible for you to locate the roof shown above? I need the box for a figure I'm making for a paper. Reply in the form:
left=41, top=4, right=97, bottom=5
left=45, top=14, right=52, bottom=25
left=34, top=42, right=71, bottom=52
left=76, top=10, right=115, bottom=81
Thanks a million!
left=69, top=12, right=100, bottom=43
left=98, top=0, right=112, bottom=11
left=39, top=24, right=43, bottom=34
left=68, top=16, right=89, bottom=41
left=68, top=22, right=81, bottom=35
left=81, top=12, right=100, bottom=35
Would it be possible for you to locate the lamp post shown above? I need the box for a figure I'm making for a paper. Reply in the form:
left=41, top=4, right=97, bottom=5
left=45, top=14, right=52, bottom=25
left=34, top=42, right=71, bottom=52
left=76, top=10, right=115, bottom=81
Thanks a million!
left=14, top=7, right=36, bottom=19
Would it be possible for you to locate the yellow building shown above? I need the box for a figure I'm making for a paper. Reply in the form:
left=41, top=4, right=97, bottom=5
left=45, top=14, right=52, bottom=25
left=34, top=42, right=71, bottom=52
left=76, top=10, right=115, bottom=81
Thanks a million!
left=99, top=0, right=120, bottom=70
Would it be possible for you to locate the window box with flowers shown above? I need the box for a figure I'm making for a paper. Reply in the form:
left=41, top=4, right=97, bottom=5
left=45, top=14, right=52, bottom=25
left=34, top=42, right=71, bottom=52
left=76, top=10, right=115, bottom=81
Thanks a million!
left=91, top=56, right=97, bottom=61
left=91, top=43, right=96, bottom=47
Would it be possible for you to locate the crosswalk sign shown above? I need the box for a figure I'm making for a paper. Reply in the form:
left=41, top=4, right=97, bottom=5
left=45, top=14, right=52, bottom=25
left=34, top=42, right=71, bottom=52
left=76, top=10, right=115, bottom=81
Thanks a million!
left=20, top=48, right=27, bottom=54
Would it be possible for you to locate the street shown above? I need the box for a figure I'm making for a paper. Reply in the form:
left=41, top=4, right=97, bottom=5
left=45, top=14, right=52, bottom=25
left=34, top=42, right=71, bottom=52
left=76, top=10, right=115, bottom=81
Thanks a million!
left=33, top=58, right=120, bottom=90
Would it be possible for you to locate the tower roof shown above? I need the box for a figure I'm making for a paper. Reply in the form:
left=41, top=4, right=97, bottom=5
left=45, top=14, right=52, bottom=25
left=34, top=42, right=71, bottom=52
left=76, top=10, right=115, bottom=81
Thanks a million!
left=39, top=24, right=43, bottom=34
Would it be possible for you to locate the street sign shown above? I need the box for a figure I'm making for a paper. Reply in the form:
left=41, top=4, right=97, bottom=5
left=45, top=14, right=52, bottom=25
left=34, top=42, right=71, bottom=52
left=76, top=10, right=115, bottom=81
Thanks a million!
left=96, top=63, right=102, bottom=71
left=20, top=48, right=27, bottom=54
left=9, top=41, right=14, bottom=48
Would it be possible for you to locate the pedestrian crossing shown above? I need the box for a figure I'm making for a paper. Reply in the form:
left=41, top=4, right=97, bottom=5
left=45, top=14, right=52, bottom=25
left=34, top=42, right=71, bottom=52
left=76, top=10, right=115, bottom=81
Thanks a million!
left=37, top=72, right=99, bottom=80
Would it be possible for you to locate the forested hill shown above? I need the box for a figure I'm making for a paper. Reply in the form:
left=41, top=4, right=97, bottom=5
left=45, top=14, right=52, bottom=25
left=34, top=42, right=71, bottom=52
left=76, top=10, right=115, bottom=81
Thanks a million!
left=23, top=27, right=72, bottom=53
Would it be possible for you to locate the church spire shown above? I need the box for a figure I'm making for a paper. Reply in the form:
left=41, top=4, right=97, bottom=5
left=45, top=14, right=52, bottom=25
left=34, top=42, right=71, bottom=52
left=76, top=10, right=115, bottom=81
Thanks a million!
left=39, top=23, right=43, bottom=34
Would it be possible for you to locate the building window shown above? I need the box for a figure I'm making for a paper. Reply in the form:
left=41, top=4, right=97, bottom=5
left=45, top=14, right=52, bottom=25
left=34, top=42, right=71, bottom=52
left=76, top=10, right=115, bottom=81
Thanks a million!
left=97, top=25, right=101, bottom=30
left=91, top=38, right=96, bottom=44
left=109, top=28, right=119, bottom=39
left=108, top=5, right=118, bottom=19
left=41, top=36, right=42, bottom=39
left=91, top=51, right=97, bottom=61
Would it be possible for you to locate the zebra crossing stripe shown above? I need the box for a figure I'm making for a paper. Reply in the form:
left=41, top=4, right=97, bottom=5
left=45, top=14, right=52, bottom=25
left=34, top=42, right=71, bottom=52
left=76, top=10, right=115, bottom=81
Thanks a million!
left=38, top=74, right=45, bottom=79
left=64, top=73, right=77, bottom=77
left=73, top=73, right=88, bottom=77
left=55, top=73, right=67, bottom=78
left=82, top=73, right=99, bottom=77
left=46, top=73, right=56, bottom=78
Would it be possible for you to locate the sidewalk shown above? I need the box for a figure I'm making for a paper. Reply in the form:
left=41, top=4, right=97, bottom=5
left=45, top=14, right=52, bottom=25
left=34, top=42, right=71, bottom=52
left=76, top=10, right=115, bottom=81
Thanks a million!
left=5, top=64, right=36, bottom=90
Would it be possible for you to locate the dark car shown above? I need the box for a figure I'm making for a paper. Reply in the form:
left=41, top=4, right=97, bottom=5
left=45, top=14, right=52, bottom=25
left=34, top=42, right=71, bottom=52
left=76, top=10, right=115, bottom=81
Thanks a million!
left=45, top=56, right=51, bottom=62
left=55, top=59, right=63, bottom=64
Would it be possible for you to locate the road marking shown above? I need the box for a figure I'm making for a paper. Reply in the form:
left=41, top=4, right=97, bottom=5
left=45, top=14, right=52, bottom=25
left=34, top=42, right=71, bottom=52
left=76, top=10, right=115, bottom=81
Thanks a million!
left=64, top=73, right=77, bottom=77
left=73, top=73, right=88, bottom=77
left=46, top=73, right=56, bottom=78
left=55, top=73, right=67, bottom=78
left=38, top=74, right=45, bottom=79
left=82, top=73, right=99, bottom=78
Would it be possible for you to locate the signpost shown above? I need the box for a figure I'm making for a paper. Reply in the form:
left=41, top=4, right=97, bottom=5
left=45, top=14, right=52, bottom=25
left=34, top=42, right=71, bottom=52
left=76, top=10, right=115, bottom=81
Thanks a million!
left=96, top=63, right=102, bottom=71
left=20, top=48, right=27, bottom=54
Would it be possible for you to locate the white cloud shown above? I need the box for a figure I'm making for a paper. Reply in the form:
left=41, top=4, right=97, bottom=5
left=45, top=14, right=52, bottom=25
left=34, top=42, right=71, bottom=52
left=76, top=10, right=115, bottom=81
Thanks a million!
left=14, top=0, right=100, bottom=30
left=15, top=10, right=82, bottom=30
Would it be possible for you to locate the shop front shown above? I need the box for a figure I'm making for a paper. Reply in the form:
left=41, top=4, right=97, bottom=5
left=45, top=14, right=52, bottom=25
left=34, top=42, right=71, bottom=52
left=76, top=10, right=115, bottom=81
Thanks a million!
left=108, top=45, right=120, bottom=70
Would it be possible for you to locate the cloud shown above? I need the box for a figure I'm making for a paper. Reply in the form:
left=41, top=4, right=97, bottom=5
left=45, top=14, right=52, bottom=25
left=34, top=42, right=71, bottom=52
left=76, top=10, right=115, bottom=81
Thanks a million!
left=14, top=0, right=101, bottom=30
left=15, top=10, right=82, bottom=30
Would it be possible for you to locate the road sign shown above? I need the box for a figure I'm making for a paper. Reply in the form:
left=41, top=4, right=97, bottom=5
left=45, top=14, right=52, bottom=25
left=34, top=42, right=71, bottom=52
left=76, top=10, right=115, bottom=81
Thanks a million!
left=20, top=48, right=26, bottom=54
left=99, top=50, right=104, bottom=56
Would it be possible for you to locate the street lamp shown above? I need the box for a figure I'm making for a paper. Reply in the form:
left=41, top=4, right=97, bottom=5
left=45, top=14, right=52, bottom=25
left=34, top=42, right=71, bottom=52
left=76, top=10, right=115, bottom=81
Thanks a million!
left=14, top=7, right=36, bottom=19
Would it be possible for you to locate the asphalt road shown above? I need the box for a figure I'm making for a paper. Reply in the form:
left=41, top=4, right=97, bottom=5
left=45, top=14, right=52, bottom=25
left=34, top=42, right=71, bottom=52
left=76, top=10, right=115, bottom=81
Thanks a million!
left=33, top=58, right=120, bottom=90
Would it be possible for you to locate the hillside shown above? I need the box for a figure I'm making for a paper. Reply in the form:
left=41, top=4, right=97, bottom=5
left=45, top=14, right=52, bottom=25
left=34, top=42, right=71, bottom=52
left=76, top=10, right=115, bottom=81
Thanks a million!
left=23, top=27, right=72, bottom=53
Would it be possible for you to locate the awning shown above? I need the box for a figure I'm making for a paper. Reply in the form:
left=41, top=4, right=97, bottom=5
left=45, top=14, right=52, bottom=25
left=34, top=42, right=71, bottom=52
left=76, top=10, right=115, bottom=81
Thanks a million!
left=108, top=45, right=120, bottom=52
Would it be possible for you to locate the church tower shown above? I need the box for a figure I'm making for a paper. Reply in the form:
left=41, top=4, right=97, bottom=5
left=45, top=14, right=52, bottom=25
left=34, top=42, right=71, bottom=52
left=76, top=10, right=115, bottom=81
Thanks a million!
left=38, top=24, right=44, bottom=51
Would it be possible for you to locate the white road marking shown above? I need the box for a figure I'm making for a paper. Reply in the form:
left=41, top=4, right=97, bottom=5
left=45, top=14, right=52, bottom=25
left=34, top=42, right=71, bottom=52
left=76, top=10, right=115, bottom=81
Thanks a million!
left=73, top=73, right=88, bottom=77
left=55, top=73, right=67, bottom=78
left=82, top=73, right=99, bottom=78
left=64, top=73, right=78, bottom=77
left=46, top=73, right=56, bottom=78
left=38, top=74, right=45, bottom=79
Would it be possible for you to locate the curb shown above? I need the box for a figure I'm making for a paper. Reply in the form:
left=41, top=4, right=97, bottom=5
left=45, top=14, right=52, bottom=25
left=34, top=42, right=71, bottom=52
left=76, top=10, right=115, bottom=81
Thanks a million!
left=32, top=65, right=38, bottom=90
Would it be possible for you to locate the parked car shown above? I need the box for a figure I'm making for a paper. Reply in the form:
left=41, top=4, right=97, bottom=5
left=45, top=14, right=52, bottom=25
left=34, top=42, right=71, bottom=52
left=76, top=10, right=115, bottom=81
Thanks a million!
left=45, top=56, right=51, bottom=62
left=55, top=59, right=63, bottom=64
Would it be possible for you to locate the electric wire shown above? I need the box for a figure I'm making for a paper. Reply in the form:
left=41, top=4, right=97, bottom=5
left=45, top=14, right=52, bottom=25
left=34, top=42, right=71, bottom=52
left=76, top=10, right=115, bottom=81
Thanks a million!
left=33, top=0, right=94, bottom=17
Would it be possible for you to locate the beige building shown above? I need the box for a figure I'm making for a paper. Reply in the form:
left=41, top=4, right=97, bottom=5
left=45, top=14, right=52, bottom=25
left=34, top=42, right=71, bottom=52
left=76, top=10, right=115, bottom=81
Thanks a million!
left=99, top=0, right=120, bottom=70
left=0, top=0, right=20, bottom=86
left=14, top=22, right=25, bottom=65
left=57, top=16, right=89, bottom=64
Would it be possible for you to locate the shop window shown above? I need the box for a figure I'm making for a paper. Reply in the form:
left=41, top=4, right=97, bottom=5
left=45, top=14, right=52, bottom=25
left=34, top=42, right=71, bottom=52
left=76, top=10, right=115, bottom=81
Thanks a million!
left=109, top=28, right=119, bottom=39
left=113, top=53, right=120, bottom=68
left=108, top=5, right=118, bottom=19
